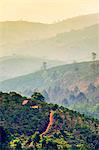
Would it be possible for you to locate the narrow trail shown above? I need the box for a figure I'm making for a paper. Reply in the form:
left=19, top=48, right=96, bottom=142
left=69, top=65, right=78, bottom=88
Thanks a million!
left=41, top=110, right=54, bottom=136
left=22, top=100, right=54, bottom=136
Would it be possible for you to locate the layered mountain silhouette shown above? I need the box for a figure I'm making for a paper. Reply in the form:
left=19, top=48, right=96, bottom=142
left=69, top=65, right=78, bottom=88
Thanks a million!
left=0, top=13, right=99, bottom=59
left=0, top=23, right=99, bottom=81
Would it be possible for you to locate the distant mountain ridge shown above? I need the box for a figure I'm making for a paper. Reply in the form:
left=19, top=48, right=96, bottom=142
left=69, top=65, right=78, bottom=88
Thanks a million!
left=0, top=13, right=99, bottom=57
left=0, top=13, right=98, bottom=38
left=1, top=23, right=98, bottom=81
left=0, top=23, right=99, bottom=61
left=0, top=55, right=65, bottom=81
left=27, top=24, right=99, bottom=61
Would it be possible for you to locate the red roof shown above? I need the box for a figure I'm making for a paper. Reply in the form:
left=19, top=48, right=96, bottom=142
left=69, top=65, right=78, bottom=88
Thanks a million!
left=22, top=100, right=29, bottom=105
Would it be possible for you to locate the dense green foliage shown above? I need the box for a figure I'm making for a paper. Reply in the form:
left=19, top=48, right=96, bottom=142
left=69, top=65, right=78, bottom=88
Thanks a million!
left=0, top=92, right=99, bottom=150
left=31, top=92, right=45, bottom=102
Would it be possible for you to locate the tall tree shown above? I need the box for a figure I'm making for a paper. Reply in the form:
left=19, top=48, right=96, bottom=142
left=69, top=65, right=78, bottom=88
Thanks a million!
left=92, top=52, right=96, bottom=61
left=42, top=62, right=47, bottom=71
left=91, top=52, right=97, bottom=82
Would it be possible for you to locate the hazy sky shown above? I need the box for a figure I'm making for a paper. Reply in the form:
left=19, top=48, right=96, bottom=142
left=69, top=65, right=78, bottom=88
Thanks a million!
left=0, top=0, right=98, bottom=23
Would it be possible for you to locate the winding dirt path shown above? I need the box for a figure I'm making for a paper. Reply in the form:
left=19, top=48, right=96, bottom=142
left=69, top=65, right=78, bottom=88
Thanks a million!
left=41, top=110, right=54, bottom=136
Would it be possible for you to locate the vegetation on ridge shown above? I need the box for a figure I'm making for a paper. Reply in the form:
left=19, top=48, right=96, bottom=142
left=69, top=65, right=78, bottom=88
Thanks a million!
left=0, top=92, right=99, bottom=150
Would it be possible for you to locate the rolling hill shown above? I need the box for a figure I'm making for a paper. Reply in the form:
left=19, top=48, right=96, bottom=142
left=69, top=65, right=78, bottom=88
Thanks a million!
left=26, top=24, right=99, bottom=61
left=0, top=23, right=98, bottom=61
left=0, top=13, right=99, bottom=59
left=0, top=60, right=98, bottom=93
left=1, top=23, right=98, bottom=81
left=0, top=13, right=98, bottom=39
left=0, top=92, right=99, bottom=150
left=0, top=55, right=65, bottom=81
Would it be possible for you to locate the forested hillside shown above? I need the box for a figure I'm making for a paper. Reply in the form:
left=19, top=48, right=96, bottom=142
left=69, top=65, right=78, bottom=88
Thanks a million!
left=0, top=92, right=99, bottom=150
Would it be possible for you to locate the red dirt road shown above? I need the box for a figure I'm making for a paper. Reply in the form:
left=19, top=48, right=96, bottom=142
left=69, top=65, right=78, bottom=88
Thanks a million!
left=41, top=111, right=53, bottom=136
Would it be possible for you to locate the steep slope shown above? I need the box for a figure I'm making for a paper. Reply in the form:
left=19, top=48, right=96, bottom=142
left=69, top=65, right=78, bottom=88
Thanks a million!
left=0, top=92, right=99, bottom=150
